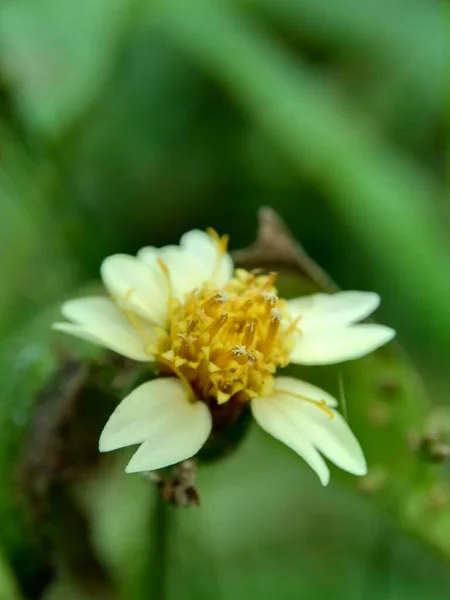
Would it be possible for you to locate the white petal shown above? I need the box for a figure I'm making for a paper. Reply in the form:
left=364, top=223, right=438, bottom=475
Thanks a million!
left=180, top=229, right=234, bottom=286
left=53, top=322, right=105, bottom=346
left=138, top=244, right=211, bottom=299
left=289, top=324, right=395, bottom=365
left=286, top=400, right=367, bottom=476
left=287, top=291, right=380, bottom=332
left=54, top=297, right=154, bottom=361
left=274, top=376, right=338, bottom=407
left=99, top=378, right=212, bottom=472
left=252, top=378, right=367, bottom=483
left=251, top=396, right=330, bottom=485
left=271, top=377, right=366, bottom=475
left=101, top=254, right=168, bottom=325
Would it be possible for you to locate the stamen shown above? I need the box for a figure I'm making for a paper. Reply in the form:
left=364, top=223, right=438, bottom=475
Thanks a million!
left=207, top=313, right=228, bottom=340
left=229, top=363, right=247, bottom=381
left=215, top=348, right=238, bottom=369
left=197, top=309, right=208, bottom=323
left=271, top=308, right=282, bottom=321
left=277, top=389, right=335, bottom=419
left=159, top=355, right=195, bottom=401
left=187, top=319, right=199, bottom=333
left=202, top=293, right=227, bottom=315
left=259, top=310, right=281, bottom=354
left=232, top=345, right=247, bottom=356
left=184, top=291, right=198, bottom=316
left=241, top=299, right=254, bottom=314
left=157, top=258, right=174, bottom=318
left=262, top=272, right=278, bottom=290
left=117, top=288, right=156, bottom=351
left=206, top=228, right=229, bottom=254
left=123, top=310, right=155, bottom=348
left=232, top=345, right=248, bottom=365
left=286, top=316, right=302, bottom=335
left=207, top=227, right=229, bottom=286
left=123, top=288, right=135, bottom=302
left=178, top=339, right=191, bottom=359
left=153, top=256, right=297, bottom=404
left=263, top=292, right=278, bottom=317
left=242, top=319, right=257, bottom=347
left=245, top=271, right=256, bottom=284
left=178, top=333, right=196, bottom=354
left=262, top=291, right=277, bottom=306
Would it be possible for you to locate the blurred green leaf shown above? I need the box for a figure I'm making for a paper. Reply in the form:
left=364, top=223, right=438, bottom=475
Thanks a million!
left=0, top=549, right=22, bottom=600
left=0, top=298, right=106, bottom=586
left=0, top=128, right=80, bottom=335
left=73, top=457, right=155, bottom=600
left=0, top=0, right=138, bottom=138
left=0, top=311, right=60, bottom=588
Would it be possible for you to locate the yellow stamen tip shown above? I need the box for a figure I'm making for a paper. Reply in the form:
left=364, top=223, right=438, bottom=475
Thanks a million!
left=206, top=227, right=220, bottom=241
left=217, top=390, right=231, bottom=404
left=174, top=357, right=187, bottom=368
left=319, top=399, right=335, bottom=420
left=157, top=257, right=170, bottom=276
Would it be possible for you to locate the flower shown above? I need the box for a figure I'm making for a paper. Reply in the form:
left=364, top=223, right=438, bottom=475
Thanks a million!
left=53, top=229, right=395, bottom=485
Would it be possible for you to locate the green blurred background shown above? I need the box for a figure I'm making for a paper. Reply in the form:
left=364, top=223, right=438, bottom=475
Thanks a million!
left=0, top=0, right=449, bottom=598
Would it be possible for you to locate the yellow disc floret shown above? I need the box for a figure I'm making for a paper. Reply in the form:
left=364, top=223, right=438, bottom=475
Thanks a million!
left=157, top=268, right=298, bottom=404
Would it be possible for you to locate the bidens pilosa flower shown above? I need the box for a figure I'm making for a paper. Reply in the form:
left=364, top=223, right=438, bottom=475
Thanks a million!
left=53, top=229, right=395, bottom=485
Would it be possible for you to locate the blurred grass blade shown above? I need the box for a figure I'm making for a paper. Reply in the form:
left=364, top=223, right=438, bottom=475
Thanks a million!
left=0, top=126, right=80, bottom=335
left=156, top=0, right=450, bottom=351
left=0, top=550, right=22, bottom=600
left=250, top=0, right=445, bottom=107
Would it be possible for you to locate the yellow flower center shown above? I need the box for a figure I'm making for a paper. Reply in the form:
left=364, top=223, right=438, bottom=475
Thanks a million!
left=157, top=268, right=298, bottom=404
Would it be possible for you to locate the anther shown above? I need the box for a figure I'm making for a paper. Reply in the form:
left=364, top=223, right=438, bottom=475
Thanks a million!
left=232, top=345, right=247, bottom=356
left=262, top=272, right=278, bottom=290
left=242, top=319, right=257, bottom=347
left=202, top=293, right=228, bottom=315
left=207, top=313, right=228, bottom=340
left=259, top=310, right=281, bottom=355
left=263, top=292, right=278, bottom=317
left=271, top=308, right=282, bottom=321
left=262, top=291, right=277, bottom=306
left=227, top=345, right=248, bottom=366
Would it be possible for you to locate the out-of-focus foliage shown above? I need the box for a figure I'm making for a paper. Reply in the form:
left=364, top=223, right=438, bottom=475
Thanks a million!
left=0, top=0, right=448, bottom=598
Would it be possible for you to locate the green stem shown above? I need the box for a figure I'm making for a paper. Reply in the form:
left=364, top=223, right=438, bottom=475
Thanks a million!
left=151, top=491, right=170, bottom=600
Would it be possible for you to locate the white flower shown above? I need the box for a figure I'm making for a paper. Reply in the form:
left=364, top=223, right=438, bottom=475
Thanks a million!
left=53, top=229, right=395, bottom=485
